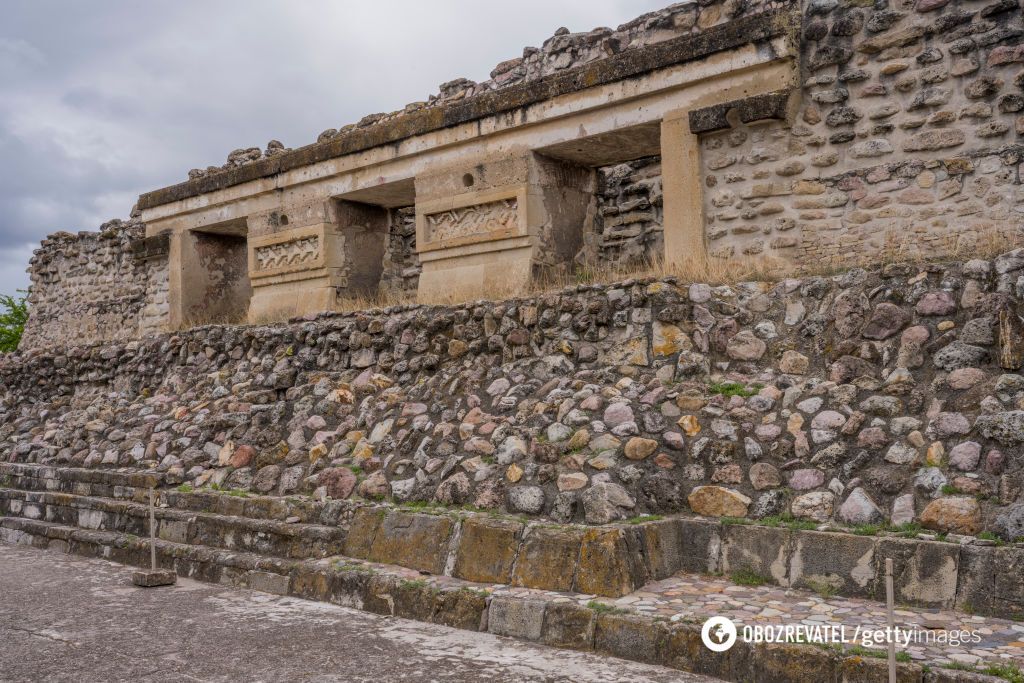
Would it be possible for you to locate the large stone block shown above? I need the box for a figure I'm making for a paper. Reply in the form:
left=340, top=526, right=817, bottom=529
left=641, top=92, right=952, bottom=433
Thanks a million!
left=955, top=544, right=1024, bottom=620
left=674, top=517, right=723, bottom=574
left=487, top=596, right=546, bottom=641
left=749, top=643, right=839, bottom=683
left=343, top=509, right=455, bottom=575
left=875, top=538, right=959, bottom=608
left=432, top=588, right=487, bottom=631
left=452, top=517, right=523, bottom=584
left=574, top=527, right=648, bottom=597
left=640, top=518, right=689, bottom=579
left=593, top=613, right=668, bottom=666
left=541, top=601, right=595, bottom=650
left=720, top=524, right=792, bottom=586
left=788, top=530, right=878, bottom=599
left=370, top=511, right=455, bottom=575
left=511, top=526, right=583, bottom=592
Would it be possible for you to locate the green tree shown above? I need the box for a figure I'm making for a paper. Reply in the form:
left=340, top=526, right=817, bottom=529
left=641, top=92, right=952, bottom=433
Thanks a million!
left=0, top=291, right=28, bottom=353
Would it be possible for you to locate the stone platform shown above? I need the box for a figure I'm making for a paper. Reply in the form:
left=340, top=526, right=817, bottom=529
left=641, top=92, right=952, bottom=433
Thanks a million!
left=0, top=463, right=1020, bottom=682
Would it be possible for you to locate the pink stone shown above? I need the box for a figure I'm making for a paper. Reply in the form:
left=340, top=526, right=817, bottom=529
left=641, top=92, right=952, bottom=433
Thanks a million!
left=901, top=325, right=930, bottom=344
left=789, top=468, right=825, bottom=490
left=988, top=45, right=1024, bottom=68
left=915, top=291, right=957, bottom=316
left=947, top=368, right=986, bottom=390
left=915, top=0, right=949, bottom=12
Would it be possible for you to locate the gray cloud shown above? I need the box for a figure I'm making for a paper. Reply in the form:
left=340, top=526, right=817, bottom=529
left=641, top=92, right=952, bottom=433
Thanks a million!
left=0, top=0, right=667, bottom=294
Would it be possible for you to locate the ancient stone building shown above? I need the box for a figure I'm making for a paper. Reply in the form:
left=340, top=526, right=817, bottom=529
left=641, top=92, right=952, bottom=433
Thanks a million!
left=6, top=3, right=1024, bottom=675
left=25, top=0, right=1024, bottom=347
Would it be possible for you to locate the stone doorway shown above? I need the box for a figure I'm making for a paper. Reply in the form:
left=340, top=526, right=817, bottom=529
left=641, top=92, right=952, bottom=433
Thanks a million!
left=181, top=223, right=251, bottom=326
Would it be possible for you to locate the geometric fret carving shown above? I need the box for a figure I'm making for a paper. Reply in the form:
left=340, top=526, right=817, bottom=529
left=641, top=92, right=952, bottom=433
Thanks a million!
left=425, top=197, right=518, bottom=244
left=254, top=236, right=321, bottom=272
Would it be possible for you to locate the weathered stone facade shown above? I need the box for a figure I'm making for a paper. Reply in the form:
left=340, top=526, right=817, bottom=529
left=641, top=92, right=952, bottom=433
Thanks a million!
left=17, top=0, right=1024, bottom=350
left=20, top=218, right=169, bottom=350
left=700, top=0, right=1024, bottom=268
left=6, top=248, right=1024, bottom=548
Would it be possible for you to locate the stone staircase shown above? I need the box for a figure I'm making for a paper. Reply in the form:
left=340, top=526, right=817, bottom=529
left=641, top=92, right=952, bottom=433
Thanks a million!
left=1, top=462, right=1021, bottom=683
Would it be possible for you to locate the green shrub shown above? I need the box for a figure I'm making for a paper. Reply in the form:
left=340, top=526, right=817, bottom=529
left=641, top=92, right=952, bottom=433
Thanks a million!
left=0, top=292, right=27, bottom=353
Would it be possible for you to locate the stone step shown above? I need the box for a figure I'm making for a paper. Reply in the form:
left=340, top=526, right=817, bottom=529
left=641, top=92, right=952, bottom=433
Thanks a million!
left=0, top=517, right=1014, bottom=683
left=3, top=463, right=1024, bottom=618
left=0, top=487, right=345, bottom=560
left=0, top=462, right=342, bottom=524
left=0, top=462, right=163, bottom=499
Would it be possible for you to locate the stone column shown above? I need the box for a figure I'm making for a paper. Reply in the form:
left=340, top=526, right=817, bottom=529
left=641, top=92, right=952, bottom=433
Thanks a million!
left=661, top=113, right=707, bottom=268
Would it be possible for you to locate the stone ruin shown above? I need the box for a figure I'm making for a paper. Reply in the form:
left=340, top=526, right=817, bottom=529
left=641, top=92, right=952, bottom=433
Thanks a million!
left=21, top=0, right=1024, bottom=345
left=5, top=1, right=1024, bottom=679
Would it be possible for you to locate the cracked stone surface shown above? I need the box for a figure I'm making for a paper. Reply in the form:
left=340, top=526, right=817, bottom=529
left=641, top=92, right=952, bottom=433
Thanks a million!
left=0, top=544, right=714, bottom=683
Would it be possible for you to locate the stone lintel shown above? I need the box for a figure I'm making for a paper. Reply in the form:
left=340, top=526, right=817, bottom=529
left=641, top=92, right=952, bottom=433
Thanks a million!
left=130, top=233, right=171, bottom=262
left=687, top=89, right=795, bottom=134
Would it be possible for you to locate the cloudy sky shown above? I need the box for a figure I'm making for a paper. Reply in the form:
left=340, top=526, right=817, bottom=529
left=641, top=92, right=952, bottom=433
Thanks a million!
left=0, top=0, right=668, bottom=295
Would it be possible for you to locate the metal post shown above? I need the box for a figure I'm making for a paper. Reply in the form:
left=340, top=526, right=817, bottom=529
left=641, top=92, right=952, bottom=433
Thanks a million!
left=886, top=558, right=896, bottom=683
left=149, top=485, right=156, bottom=573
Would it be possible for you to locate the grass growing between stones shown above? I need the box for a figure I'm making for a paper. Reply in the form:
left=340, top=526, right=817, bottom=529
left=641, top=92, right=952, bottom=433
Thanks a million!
left=707, top=381, right=763, bottom=398
left=845, top=645, right=912, bottom=663
left=759, top=514, right=817, bottom=531
left=176, top=484, right=194, bottom=493
left=730, top=567, right=770, bottom=587
left=977, top=531, right=1007, bottom=546
left=333, top=560, right=377, bottom=575
left=803, top=579, right=838, bottom=599
left=945, top=661, right=1024, bottom=683
left=586, top=600, right=629, bottom=615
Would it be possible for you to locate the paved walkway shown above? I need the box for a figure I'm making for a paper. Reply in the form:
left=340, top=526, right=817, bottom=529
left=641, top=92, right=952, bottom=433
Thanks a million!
left=0, top=545, right=716, bottom=683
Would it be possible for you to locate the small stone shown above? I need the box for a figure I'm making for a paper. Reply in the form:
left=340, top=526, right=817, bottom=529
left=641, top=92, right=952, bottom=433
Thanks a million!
left=687, top=486, right=751, bottom=517
left=228, top=445, right=255, bottom=469
left=557, top=472, right=588, bottom=492
left=916, top=291, right=957, bottom=316
left=624, top=437, right=658, bottom=460
left=749, top=462, right=781, bottom=490
left=581, top=482, right=635, bottom=523
left=791, top=491, right=834, bottom=523
left=319, top=467, right=357, bottom=499
left=603, top=403, right=635, bottom=428
left=677, top=415, right=701, bottom=437
left=891, top=494, right=916, bottom=526
left=779, top=350, right=809, bottom=374
left=994, top=503, right=1024, bottom=541
left=948, top=441, right=981, bottom=471
left=789, top=468, right=826, bottom=490
left=839, top=487, right=883, bottom=525
left=948, top=368, right=986, bottom=390
left=926, top=412, right=971, bottom=439
left=508, top=486, right=545, bottom=514
left=885, top=442, right=919, bottom=465
left=920, top=496, right=982, bottom=535
left=726, top=330, right=767, bottom=361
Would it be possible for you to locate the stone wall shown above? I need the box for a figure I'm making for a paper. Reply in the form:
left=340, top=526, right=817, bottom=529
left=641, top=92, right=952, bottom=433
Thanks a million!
left=20, top=218, right=169, bottom=351
left=588, top=156, right=664, bottom=268
left=379, top=207, right=419, bottom=299
left=4, top=249, right=1024, bottom=543
left=701, top=0, right=1024, bottom=269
